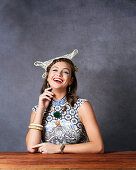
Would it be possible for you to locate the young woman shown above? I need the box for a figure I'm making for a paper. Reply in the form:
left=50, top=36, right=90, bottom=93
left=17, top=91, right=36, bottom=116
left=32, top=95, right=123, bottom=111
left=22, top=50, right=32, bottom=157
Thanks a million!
left=26, top=50, right=104, bottom=154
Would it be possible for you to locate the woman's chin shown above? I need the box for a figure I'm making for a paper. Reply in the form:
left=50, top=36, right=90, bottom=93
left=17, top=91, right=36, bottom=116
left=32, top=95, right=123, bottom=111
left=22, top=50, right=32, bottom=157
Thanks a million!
left=50, top=85, right=67, bottom=91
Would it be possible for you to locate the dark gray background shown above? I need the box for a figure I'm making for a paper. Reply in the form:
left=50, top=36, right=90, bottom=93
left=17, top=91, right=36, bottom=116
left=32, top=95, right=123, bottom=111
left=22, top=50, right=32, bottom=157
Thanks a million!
left=0, top=0, right=136, bottom=152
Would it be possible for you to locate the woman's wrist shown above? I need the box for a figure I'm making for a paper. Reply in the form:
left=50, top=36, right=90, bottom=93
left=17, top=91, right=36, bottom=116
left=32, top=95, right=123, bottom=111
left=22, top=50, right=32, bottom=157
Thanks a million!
left=56, top=144, right=61, bottom=153
left=37, top=106, right=45, bottom=113
left=56, top=144, right=65, bottom=154
left=32, top=107, right=45, bottom=124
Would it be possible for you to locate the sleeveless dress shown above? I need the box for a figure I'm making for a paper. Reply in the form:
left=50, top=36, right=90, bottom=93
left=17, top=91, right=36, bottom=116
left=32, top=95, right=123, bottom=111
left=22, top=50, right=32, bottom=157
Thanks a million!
left=32, top=97, right=89, bottom=145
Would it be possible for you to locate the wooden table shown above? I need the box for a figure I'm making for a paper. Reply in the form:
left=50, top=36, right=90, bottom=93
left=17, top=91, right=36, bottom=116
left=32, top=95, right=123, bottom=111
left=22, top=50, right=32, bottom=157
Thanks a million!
left=0, top=152, right=136, bottom=169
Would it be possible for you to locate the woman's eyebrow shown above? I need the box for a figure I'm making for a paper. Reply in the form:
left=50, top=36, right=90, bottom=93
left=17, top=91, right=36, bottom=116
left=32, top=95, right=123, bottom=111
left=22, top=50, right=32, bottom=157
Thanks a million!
left=52, top=66, right=58, bottom=68
left=63, top=68, right=70, bottom=71
left=52, top=66, right=70, bottom=71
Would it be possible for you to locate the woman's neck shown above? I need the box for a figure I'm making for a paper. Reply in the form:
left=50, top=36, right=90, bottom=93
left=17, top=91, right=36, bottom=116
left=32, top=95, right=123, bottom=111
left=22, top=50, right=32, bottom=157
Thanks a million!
left=52, top=88, right=66, bottom=101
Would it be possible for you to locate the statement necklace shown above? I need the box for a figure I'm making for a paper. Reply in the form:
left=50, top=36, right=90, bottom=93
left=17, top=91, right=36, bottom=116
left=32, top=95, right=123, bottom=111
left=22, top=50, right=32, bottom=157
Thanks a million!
left=51, top=97, right=67, bottom=126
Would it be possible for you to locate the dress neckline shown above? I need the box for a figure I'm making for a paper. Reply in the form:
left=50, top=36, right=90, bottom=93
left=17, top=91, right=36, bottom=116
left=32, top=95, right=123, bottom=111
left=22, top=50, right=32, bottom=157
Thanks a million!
left=52, top=96, right=67, bottom=106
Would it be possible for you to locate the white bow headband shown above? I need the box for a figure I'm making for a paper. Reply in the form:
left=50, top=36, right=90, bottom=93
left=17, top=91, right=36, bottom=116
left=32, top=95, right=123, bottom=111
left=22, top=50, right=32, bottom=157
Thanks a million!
left=34, top=49, right=78, bottom=78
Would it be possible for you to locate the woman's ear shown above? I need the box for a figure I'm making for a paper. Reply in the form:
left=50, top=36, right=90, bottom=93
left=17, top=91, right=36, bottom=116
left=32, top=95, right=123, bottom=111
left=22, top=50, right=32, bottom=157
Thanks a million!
left=69, top=77, right=73, bottom=85
left=46, top=73, right=49, bottom=81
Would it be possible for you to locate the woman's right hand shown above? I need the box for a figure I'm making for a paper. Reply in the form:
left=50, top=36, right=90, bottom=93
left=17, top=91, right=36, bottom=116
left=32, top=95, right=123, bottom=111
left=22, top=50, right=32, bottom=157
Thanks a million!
left=38, top=87, right=54, bottom=110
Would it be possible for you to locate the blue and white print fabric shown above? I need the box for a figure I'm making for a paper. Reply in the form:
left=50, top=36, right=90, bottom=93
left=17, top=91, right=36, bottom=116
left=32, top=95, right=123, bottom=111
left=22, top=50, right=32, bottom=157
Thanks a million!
left=32, top=97, right=89, bottom=145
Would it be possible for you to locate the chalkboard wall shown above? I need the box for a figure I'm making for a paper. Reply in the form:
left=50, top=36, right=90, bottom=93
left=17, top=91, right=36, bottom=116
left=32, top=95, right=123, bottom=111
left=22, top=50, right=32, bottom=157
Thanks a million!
left=0, top=0, right=136, bottom=152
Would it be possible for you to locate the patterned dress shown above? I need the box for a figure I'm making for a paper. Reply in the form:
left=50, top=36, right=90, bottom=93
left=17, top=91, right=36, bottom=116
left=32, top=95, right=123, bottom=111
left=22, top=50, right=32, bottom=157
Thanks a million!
left=32, top=97, right=89, bottom=145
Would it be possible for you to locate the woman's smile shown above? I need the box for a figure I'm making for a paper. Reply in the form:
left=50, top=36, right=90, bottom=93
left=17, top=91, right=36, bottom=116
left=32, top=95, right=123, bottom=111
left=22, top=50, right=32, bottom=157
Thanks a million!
left=53, top=77, right=63, bottom=84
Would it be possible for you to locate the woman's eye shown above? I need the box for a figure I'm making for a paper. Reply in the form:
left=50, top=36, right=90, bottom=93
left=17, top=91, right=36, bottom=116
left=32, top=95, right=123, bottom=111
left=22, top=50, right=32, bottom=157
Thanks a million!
left=63, top=70, right=69, bottom=74
left=52, top=69, right=58, bottom=72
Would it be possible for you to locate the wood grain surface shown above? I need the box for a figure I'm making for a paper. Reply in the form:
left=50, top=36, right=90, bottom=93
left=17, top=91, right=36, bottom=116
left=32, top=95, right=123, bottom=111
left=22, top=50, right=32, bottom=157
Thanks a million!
left=0, top=151, right=136, bottom=169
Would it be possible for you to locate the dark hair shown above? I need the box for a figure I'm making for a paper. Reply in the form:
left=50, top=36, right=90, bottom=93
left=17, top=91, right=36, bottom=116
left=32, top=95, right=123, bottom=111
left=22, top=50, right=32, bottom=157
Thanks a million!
left=40, top=58, right=78, bottom=107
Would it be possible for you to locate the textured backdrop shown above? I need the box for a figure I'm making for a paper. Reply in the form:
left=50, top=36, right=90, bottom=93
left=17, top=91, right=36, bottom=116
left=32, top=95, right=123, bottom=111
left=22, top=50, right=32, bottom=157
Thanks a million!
left=0, top=0, right=136, bottom=152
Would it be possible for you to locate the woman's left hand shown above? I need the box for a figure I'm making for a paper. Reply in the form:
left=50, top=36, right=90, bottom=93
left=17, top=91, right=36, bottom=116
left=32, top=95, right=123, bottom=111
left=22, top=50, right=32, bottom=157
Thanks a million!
left=32, top=143, right=60, bottom=154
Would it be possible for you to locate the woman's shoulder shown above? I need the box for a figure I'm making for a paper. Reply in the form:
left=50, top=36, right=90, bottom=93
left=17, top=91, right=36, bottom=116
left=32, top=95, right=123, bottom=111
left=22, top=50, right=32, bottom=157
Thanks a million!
left=74, top=97, right=88, bottom=110
left=76, top=97, right=88, bottom=104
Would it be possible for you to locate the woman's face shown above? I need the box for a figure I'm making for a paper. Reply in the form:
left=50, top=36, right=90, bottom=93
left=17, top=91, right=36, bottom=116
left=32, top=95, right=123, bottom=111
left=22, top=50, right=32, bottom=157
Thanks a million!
left=47, top=61, right=72, bottom=90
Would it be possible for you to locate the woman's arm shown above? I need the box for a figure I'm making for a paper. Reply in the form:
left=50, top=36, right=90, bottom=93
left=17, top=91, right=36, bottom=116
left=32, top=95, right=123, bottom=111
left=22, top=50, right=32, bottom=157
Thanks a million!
left=63, top=101, right=104, bottom=153
left=26, top=87, right=54, bottom=153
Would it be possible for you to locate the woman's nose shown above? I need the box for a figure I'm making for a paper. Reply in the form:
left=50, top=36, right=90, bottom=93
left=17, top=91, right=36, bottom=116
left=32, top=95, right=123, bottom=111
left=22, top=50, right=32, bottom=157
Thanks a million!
left=56, top=71, right=62, bottom=76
